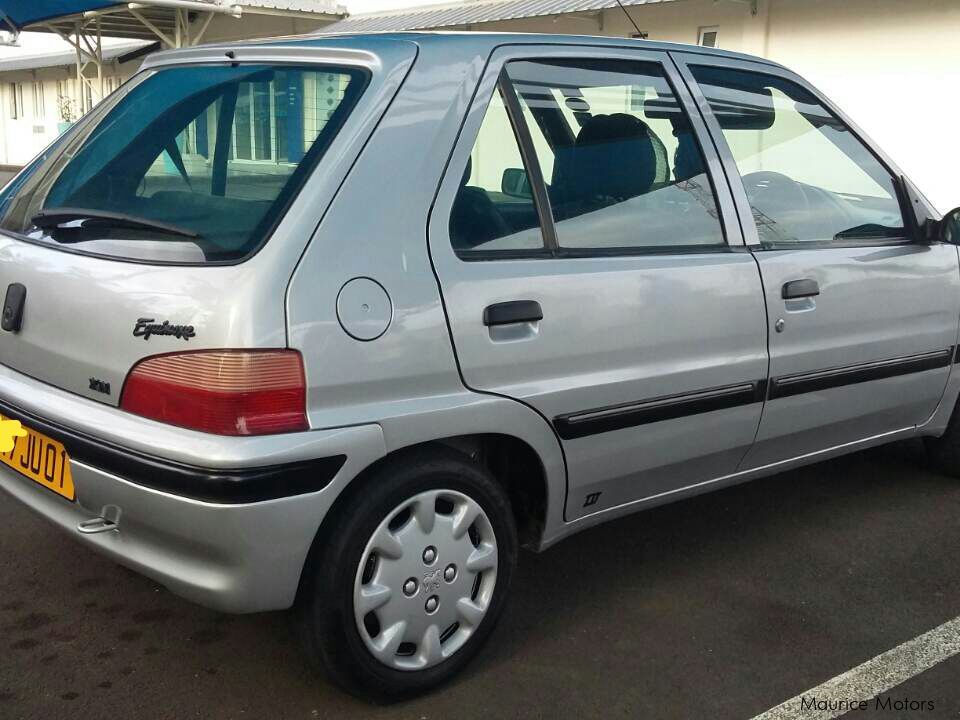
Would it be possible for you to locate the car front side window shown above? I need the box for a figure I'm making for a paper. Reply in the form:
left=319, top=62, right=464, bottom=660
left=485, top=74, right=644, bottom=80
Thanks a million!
left=690, top=65, right=905, bottom=248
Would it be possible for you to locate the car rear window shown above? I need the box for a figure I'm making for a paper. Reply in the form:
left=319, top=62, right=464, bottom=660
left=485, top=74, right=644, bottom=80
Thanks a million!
left=0, top=64, right=368, bottom=263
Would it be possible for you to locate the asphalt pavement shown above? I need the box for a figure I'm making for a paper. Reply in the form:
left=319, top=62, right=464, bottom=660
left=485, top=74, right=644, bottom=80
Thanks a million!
left=1, top=439, right=959, bottom=719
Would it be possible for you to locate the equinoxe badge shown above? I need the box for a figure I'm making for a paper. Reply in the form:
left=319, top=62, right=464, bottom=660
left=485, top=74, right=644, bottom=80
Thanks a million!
left=133, top=318, right=196, bottom=341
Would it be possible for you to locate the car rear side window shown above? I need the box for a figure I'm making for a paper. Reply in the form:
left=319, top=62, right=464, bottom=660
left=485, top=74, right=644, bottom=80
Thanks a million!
left=449, top=82, right=546, bottom=254
left=450, top=57, right=726, bottom=257
left=0, top=64, right=367, bottom=263
left=690, top=65, right=905, bottom=248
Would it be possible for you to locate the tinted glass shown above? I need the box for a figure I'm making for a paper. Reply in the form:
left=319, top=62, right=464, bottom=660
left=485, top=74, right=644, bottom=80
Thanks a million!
left=0, top=65, right=366, bottom=263
left=691, top=65, right=904, bottom=247
left=449, top=85, right=544, bottom=253
left=506, top=59, right=724, bottom=252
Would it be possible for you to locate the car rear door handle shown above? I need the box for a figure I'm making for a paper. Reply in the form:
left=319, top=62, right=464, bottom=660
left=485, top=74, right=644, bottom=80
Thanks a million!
left=782, top=279, right=820, bottom=300
left=483, top=300, right=543, bottom=327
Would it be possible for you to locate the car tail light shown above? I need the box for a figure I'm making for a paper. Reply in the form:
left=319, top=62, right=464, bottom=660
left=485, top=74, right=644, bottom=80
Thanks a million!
left=120, top=350, right=308, bottom=436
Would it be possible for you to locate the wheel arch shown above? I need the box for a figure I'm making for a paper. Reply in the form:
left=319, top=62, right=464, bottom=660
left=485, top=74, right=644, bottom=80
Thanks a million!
left=296, top=396, right=568, bottom=605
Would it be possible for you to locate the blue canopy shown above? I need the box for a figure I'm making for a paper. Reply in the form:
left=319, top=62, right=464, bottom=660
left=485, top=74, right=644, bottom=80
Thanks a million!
left=1, top=1, right=124, bottom=32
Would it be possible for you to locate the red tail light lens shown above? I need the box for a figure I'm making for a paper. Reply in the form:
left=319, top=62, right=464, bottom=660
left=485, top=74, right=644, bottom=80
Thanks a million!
left=120, top=350, right=308, bottom=436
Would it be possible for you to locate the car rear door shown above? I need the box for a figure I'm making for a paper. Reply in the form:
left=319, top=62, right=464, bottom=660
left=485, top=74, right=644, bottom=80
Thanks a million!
left=428, top=44, right=769, bottom=521
left=673, top=53, right=960, bottom=469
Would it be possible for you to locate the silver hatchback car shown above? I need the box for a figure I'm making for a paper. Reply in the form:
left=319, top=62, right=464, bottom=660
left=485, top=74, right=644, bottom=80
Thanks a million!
left=1, top=31, right=959, bottom=699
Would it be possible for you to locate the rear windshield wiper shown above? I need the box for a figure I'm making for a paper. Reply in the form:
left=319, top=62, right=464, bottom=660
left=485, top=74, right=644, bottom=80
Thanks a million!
left=31, top=207, right=200, bottom=239
left=833, top=223, right=903, bottom=242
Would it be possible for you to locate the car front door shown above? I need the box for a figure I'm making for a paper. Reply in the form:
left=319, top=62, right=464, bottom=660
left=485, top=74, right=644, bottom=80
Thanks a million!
left=674, top=54, right=960, bottom=469
left=428, top=45, right=769, bottom=521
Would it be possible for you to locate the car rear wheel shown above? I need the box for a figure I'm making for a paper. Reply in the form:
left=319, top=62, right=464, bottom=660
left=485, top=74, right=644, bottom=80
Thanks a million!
left=297, top=446, right=517, bottom=701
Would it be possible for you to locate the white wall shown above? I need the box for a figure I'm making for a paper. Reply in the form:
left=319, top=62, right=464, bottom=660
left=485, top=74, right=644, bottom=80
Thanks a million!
left=0, top=67, right=136, bottom=165
left=0, top=77, right=66, bottom=165
left=760, top=0, right=960, bottom=213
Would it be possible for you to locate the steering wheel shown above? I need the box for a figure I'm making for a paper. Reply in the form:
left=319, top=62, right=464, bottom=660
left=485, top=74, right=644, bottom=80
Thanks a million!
left=741, top=171, right=811, bottom=219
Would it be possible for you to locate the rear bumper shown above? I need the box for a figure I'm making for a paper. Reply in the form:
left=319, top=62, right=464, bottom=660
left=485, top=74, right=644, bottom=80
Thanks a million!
left=0, top=366, right=386, bottom=613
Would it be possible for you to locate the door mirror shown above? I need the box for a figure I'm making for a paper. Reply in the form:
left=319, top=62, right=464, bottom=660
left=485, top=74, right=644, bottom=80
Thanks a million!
left=938, top=207, right=960, bottom=244
left=501, top=168, right=532, bottom=199
left=895, top=175, right=942, bottom=244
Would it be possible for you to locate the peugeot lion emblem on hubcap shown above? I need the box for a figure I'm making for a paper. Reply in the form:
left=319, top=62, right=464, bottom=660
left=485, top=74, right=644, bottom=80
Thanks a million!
left=422, top=569, right=442, bottom=593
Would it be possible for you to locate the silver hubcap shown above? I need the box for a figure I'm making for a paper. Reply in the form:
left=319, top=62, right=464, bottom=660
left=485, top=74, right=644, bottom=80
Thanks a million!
left=353, top=489, right=498, bottom=671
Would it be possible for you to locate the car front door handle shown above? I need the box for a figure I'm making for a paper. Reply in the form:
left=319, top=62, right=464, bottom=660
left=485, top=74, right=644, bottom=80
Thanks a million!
left=782, top=279, right=820, bottom=300
left=483, top=300, right=543, bottom=327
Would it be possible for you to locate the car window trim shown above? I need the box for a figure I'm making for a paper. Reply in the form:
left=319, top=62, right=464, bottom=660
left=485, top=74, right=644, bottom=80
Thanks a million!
left=459, top=244, right=737, bottom=261
left=498, top=69, right=559, bottom=252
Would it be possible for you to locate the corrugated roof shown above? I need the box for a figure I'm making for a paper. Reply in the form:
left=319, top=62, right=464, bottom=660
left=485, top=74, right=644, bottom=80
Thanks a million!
left=324, top=0, right=677, bottom=33
left=241, top=0, right=345, bottom=12
left=1, top=0, right=344, bottom=33
left=0, top=39, right=153, bottom=72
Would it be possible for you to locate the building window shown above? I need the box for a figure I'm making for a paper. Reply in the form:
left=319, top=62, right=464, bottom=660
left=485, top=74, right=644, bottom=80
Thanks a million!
left=32, top=82, right=45, bottom=118
left=9, top=82, right=23, bottom=119
left=229, top=70, right=349, bottom=164
left=698, top=26, right=719, bottom=47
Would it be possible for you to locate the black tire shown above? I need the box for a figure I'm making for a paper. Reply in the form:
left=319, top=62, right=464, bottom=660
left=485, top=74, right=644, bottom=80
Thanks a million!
left=925, top=401, right=960, bottom=477
left=296, top=445, right=518, bottom=702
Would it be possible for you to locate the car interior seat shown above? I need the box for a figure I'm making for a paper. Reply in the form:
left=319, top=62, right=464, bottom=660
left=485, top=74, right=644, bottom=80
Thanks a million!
left=449, top=157, right=513, bottom=249
left=551, top=113, right=669, bottom=218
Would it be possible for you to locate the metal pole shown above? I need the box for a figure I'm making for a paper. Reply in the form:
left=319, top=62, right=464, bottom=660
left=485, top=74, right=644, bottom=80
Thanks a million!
left=74, top=22, right=83, bottom=113
left=96, top=17, right=103, bottom=104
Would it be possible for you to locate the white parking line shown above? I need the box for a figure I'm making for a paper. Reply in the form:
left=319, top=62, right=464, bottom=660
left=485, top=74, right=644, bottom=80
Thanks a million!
left=750, top=616, right=960, bottom=720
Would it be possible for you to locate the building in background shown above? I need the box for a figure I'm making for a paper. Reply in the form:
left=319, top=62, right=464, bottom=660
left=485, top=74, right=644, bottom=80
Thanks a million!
left=326, top=0, right=960, bottom=212
left=0, top=41, right=152, bottom=165
left=2, top=0, right=959, bottom=212
left=0, top=0, right=345, bottom=167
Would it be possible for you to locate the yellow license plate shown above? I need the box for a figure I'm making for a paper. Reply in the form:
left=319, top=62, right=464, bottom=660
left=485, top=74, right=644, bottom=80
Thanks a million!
left=0, top=414, right=74, bottom=501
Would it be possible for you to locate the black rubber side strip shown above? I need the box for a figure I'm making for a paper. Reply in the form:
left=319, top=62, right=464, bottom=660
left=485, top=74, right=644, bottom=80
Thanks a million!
left=554, top=380, right=766, bottom=440
left=0, top=396, right=345, bottom=504
left=554, top=347, right=954, bottom=440
left=768, top=348, right=953, bottom=400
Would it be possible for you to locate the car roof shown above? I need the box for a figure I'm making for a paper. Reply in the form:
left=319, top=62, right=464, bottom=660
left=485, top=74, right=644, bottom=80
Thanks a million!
left=147, top=30, right=786, bottom=72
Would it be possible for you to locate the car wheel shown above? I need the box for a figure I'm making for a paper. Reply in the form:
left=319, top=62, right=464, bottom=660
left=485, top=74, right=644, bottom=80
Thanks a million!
left=297, top=446, right=518, bottom=701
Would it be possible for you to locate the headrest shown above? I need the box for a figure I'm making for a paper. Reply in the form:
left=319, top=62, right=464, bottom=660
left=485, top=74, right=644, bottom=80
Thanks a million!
left=569, top=113, right=657, bottom=201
